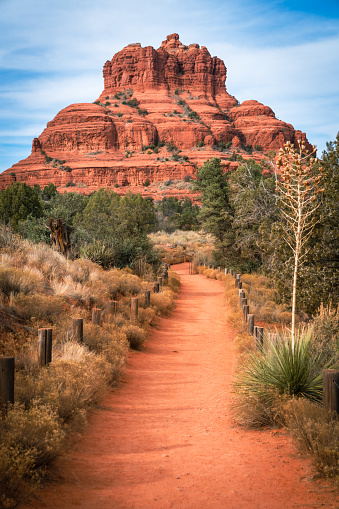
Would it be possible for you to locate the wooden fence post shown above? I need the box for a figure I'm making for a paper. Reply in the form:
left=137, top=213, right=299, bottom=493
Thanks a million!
left=256, top=327, right=264, bottom=349
left=247, top=314, right=254, bottom=335
left=243, top=304, right=249, bottom=322
left=73, top=318, right=83, bottom=343
left=144, top=290, right=151, bottom=307
left=157, top=276, right=163, bottom=291
left=218, top=267, right=221, bottom=274
left=323, top=369, right=339, bottom=415
left=153, top=282, right=159, bottom=293
left=240, top=297, right=247, bottom=309
left=235, top=274, right=240, bottom=288
left=238, top=281, right=242, bottom=289
left=108, top=300, right=118, bottom=320
left=0, top=356, right=14, bottom=407
left=230, top=269, right=234, bottom=276
left=45, top=328, right=53, bottom=365
left=92, top=308, right=102, bottom=326
left=131, top=298, right=138, bottom=320
left=38, top=328, right=47, bottom=368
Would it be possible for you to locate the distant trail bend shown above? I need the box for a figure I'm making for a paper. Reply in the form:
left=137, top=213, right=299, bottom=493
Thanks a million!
left=25, top=263, right=338, bottom=509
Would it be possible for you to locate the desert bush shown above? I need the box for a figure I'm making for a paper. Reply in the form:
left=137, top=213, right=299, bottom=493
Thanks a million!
left=233, top=329, right=327, bottom=428
left=234, top=331, right=256, bottom=354
left=15, top=342, right=112, bottom=424
left=83, top=323, right=128, bottom=379
left=151, top=289, right=175, bottom=316
left=11, top=293, right=64, bottom=323
left=168, top=269, right=181, bottom=293
left=137, top=306, right=156, bottom=327
left=284, top=398, right=339, bottom=480
left=310, top=303, right=339, bottom=367
left=0, top=266, right=43, bottom=297
left=121, top=323, right=147, bottom=350
left=0, top=402, right=65, bottom=508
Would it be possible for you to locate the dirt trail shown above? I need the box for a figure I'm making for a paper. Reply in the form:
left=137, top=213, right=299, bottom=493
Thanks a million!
left=25, top=264, right=338, bottom=509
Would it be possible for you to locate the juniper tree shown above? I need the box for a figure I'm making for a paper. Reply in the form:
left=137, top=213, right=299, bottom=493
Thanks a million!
left=275, top=141, right=325, bottom=345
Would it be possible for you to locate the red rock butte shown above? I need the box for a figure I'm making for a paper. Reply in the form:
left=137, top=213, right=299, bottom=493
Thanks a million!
left=0, top=33, right=312, bottom=199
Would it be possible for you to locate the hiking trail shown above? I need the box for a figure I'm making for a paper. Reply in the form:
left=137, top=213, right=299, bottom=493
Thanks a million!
left=24, top=263, right=338, bottom=509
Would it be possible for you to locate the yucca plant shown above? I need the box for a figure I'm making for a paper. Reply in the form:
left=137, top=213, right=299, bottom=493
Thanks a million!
left=235, top=328, right=326, bottom=407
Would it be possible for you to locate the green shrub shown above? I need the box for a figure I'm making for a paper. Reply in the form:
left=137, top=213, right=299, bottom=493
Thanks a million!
left=233, top=329, right=330, bottom=427
left=188, top=111, right=200, bottom=120
left=138, top=108, right=148, bottom=116
left=80, top=241, right=116, bottom=269
left=197, top=141, right=204, bottom=148
left=143, top=179, right=151, bottom=187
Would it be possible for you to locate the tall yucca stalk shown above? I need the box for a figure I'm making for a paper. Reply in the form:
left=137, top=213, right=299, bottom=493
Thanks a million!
left=276, top=141, right=325, bottom=347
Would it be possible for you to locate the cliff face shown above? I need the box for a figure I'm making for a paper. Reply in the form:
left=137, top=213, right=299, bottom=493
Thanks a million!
left=0, top=34, right=313, bottom=197
left=103, top=34, right=227, bottom=96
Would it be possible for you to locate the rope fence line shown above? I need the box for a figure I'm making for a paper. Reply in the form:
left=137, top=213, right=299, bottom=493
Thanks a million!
left=0, top=264, right=171, bottom=411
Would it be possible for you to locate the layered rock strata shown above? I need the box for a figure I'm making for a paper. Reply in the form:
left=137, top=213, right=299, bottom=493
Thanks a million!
left=0, top=34, right=312, bottom=198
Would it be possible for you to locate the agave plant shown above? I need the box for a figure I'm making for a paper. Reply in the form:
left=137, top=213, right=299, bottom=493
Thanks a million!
left=234, top=328, right=328, bottom=405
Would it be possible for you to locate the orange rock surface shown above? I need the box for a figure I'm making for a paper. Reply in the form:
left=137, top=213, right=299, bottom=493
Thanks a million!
left=0, top=34, right=313, bottom=199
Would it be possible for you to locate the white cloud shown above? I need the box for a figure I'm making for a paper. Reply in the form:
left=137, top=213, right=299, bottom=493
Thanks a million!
left=0, top=0, right=338, bottom=171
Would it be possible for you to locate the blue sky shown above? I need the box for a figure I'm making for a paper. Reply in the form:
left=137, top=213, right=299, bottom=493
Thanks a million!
left=1, top=0, right=338, bottom=173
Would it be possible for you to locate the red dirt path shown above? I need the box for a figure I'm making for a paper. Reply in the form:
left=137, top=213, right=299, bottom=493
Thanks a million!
left=24, top=264, right=338, bottom=508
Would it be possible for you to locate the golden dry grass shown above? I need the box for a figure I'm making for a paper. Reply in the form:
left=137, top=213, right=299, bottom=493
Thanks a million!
left=0, top=226, right=180, bottom=507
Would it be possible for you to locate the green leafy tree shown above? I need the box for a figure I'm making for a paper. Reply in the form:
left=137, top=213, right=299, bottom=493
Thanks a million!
left=0, top=182, right=43, bottom=230
left=194, top=158, right=235, bottom=265
left=229, top=159, right=277, bottom=271
left=74, top=189, right=160, bottom=270
left=155, top=197, right=199, bottom=232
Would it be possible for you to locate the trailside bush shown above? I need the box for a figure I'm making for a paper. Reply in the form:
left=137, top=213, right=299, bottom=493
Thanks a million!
left=233, top=329, right=329, bottom=428
left=0, top=403, right=66, bottom=508
left=284, top=398, right=339, bottom=480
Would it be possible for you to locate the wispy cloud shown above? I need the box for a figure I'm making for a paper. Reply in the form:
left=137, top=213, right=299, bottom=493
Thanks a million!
left=0, top=0, right=338, bottom=172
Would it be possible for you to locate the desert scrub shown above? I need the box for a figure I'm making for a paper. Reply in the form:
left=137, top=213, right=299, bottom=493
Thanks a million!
left=0, top=402, right=65, bottom=508
left=121, top=323, right=147, bottom=350
left=240, top=273, right=302, bottom=325
left=151, top=289, right=175, bottom=316
left=168, top=269, right=181, bottom=293
left=10, top=293, right=65, bottom=324
left=310, top=303, right=339, bottom=367
left=0, top=266, right=43, bottom=296
left=15, top=342, right=112, bottom=424
left=284, top=398, right=339, bottom=480
left=233, top=329, right=326, bottom=428
left=83, top=322, right=128, bottom=378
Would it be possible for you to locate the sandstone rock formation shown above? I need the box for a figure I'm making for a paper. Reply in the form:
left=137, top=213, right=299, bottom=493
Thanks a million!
left=0, top=34, right=313, bottom=198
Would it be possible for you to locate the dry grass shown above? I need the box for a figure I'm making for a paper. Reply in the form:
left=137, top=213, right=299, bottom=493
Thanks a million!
left=151, top=289, right=176, bottom=316
left=121, top=324, right=147, bottom=350
left=149, top=230, right=215, bottom=265
left=0, top=227, right=180, bottom=508
left=284, top=398, right=339, bottom=480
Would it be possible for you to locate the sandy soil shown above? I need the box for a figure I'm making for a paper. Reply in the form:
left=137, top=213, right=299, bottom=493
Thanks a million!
left=24, top=263, right=338, bottom=508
